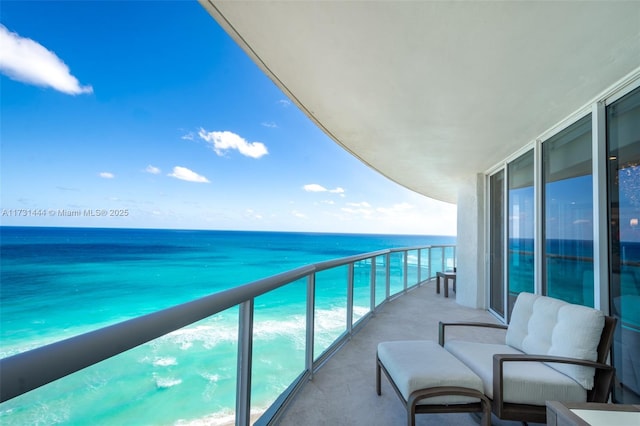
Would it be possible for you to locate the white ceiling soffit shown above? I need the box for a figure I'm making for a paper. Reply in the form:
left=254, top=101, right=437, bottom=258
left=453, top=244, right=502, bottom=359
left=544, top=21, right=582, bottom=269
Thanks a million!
left=200, top=0, right=640, bottom=204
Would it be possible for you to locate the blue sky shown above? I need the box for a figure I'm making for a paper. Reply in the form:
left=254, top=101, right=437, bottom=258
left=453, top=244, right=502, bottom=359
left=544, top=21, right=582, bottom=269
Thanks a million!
left=0, top=1, right=456, bottom=235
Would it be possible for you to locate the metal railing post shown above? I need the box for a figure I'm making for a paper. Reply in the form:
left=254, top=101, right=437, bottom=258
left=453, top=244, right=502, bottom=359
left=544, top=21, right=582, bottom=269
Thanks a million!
left=236, top=299, right=254, bottom=426
left=347, top=263, right=354, bottom=335
left=370, top=256, right=376, bottom=312
left=417, top=249, right=422, bottom=284
left=385, top=253, right=391, bottom=299
left=441, top=246, right=446, bottom=272
left=403, top=250, right=408, bottom=291
left=453, top=246, right=457, bottom=270
left=305, top=273, right=315, bottom=379
left=428, top=248, right=432, bottom=280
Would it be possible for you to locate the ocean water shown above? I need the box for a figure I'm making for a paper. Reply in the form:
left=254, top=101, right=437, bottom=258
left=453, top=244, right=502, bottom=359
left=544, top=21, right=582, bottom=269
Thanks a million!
left=0, top=227, right=455, bottom=425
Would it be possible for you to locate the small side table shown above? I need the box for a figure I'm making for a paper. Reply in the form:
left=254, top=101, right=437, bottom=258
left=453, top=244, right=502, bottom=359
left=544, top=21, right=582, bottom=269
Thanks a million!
left=436, top=271, right=456, bottom=298
left=546, top=401, right=640, bottom=426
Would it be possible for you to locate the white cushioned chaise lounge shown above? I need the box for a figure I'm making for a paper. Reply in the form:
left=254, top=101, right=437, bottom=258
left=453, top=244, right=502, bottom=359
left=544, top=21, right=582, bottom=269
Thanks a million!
left=377, top=292, right=616, bottom=425
left=439, top=292, right=616, bottom=424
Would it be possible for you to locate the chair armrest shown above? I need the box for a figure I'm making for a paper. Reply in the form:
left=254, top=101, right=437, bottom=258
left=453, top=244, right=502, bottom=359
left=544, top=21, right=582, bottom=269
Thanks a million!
left=492, top=353, right=615, bottom=409
left=438, top=321, right=507, bottom=346
left=493, top=353, right=614, bottom=369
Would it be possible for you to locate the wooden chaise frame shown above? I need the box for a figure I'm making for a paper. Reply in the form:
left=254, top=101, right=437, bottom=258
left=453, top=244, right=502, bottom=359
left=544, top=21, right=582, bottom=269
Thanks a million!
left=438, top=316, right=617, bottom=424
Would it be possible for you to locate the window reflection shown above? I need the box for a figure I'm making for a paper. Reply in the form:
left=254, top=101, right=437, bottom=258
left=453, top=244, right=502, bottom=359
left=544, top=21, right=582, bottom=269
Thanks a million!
left=608, top=86, right=640, bottom=404
left=542, top=115, right=594, bottom=306
left=508, top=150, right=534, bottom=319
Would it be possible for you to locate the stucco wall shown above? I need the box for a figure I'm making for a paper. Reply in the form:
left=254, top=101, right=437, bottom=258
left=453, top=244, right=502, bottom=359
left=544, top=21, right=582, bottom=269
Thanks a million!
left=455, top=173, right=487, bottom=309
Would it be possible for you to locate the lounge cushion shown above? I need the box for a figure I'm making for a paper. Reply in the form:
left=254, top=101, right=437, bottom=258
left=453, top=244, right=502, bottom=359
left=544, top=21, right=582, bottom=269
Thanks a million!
left=505, top=292, right=537, bottom=350
left=377, top=340, right=484, bottom=405
left=506, top=292, right=555, bottom=353
left=505, top=292, right=605, bottom=389
left=445, top=340, right=587, bottom=405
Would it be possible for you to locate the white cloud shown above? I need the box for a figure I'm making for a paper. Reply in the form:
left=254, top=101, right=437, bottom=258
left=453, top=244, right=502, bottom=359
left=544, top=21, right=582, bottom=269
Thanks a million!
left=181, top=132, right=195, bottom=141
left=376, top=202, right=414, bottom=215
left=261, top=121, right=278, bottom=128
left=304, top=183, right=327, bottom=192
left=303, top=184, right=345, bottom=194
left=291, top=210, right=307, bottom=218
left=245, top=209, right=263, bottom=220
left=341, top=204, right=374, bottom=218
left=198, top=129, right=268, bottom=159
left=347, top=201, right=371, bottom=208
left=0, top=25, right=93, bottom=95
left=99, top=172, right=115, bottom=179
left=145, top=165, right=161, bottom=174
left=168, top=166, right=210, bottom=183
left=277, top=99, right=291, bottom=107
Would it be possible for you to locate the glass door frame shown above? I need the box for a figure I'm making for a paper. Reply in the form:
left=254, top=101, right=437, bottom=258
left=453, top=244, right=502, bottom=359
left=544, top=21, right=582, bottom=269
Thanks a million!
left=487, top=145, right=537, bottom=322
left=487, top=168, right=507, bottom=321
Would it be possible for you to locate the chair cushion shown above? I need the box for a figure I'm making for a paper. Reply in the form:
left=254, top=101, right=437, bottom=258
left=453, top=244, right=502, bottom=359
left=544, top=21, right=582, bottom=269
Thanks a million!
left=505, top=292, right=538, bottom=351
left=445, top=340, right=587, bottom=404
left=377, top=340, right=484, bottom=405
left=505, top=292, right=605, bottom=389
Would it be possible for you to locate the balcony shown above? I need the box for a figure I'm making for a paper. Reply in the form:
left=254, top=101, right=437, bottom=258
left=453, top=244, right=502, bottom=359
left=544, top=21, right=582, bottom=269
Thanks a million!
left=275, top=281, right=520, bottom=426
left=2, top=245, right=485, bottom=425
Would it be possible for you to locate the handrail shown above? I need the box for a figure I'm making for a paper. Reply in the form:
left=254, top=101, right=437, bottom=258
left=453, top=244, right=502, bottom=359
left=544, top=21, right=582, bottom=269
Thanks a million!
left=0, top=244, right=456, bottom=425
left=0, top=263, right=316, bottom=402
left=310, top=249, right=389, bottom=272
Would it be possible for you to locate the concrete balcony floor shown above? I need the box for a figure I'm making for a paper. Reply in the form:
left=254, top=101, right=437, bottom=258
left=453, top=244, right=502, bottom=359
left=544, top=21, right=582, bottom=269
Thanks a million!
left=277, top=281, right=543, bottom=426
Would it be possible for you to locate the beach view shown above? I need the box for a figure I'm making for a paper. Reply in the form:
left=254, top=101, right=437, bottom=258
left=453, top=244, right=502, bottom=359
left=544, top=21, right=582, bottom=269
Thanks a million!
left=0, top=1, right=456, bottom=424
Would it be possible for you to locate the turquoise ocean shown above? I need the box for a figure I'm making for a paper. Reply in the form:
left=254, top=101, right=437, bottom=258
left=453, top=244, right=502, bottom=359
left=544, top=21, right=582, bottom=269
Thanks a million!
left=0, top=226, right=454, bottom=425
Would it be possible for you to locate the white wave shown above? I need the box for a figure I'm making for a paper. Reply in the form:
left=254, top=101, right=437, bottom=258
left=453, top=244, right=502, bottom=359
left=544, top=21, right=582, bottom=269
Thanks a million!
left=353, top=305, right=369, bottom=316
left=314, top=306, right=348, bottom=332
left=155, top=376, right=182, bottom=389
left=153, top=356, right=178, bottom=367
left=174, top=409, right=265, bottom=426
left=252, top=314, right=306, bottom=339
left=162, top=324, right=238, bottom=350
left=140, top=306, right=371, bottom=356
left=199, top=372, right=220, bottom=383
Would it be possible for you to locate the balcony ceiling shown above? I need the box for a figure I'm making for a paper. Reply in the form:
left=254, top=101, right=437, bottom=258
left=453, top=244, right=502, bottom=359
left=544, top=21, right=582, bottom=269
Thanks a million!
left=200, top=1, right=640, bottom=204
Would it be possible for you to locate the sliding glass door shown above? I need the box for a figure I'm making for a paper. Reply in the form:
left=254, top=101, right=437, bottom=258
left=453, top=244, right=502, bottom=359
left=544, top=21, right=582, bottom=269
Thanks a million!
left=489, top=170, right=505, bottom=318
left=542, top=115, right=594, bottom=306
left=507, top=150, right=535, bottom=318
left=607, top=86, right=640, bottom=404
left=484, top=80, right=639, bottom=403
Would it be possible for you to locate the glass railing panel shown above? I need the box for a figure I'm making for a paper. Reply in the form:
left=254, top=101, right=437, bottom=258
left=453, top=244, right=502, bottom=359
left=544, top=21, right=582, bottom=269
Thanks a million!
left=388, top=252, right=405, bottom=296
left=352, top=259, right=372, bottom=324
left=444, top=246, right=456, bottom=271
left=406, top=249, right=419, bottom=287
left=374, top=255, right=387, bottom=307
left=250, top=278, right=306, bottom=421
left=430, top=248, right=444, bottom=275
left=419, top=248, right=431, bottom=280
left=313, top=266, right=348, bottom=360
left=0, top=307, right=240, bottom=425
